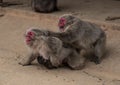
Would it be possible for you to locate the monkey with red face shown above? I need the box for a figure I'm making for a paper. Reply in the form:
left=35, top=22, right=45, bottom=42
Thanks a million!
left=42, top=14, right=106, bottom=64
left=19, top=28, right=85, bottom=70
left=19, top=28, right=58, bottom=68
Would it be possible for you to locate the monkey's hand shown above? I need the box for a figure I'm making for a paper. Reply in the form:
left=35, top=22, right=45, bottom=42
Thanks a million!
left=18, top=58, right=31, bottom=66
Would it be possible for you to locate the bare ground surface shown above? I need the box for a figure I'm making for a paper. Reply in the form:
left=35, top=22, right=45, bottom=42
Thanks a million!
left=1, top=0, right=120, bottom=23
left=0, top=0, right=120, bottom=85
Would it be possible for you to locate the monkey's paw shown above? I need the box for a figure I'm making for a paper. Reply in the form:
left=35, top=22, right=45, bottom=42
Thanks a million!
left=18, top=61, right=31, bottom=66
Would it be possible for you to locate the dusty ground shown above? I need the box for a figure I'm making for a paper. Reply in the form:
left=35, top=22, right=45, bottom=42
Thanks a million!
left=1, top=0, right=120, bottom=23
left=0, top=0, right=120, bottom=85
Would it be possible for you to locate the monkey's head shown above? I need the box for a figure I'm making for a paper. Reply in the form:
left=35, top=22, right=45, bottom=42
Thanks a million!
left=25, top=29, right=36, bottom=47
left=58, top=14, right=76, bottom=32
left=25, top=28, right=48, bottom=47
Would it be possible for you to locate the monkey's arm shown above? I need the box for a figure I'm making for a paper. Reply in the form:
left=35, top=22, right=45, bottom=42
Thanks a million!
left=19, top=52, right=38, bottom=66
left=48, top=24, right=82, bottom=43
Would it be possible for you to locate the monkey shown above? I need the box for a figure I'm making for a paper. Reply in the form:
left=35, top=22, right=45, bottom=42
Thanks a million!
left=19, top=28, right=86, bottom=70
left=31, top=0, right=58, bottom=13
left=19, top=28, right=53, bottom=69
left=38, top=14, right=106, bottom=64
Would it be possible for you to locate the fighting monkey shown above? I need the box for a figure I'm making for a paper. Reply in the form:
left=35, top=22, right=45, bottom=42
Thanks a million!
left=44, top=14, right=106, bottom=64
left=19, top=28, right=85, bottom=70
left=19, top=29, right=62, bottom=68
left=31, top=0, right=58, bottom=13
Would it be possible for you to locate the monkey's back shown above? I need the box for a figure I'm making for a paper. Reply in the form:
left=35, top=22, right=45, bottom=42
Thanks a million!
left=73, top=20, right=106, bottom=47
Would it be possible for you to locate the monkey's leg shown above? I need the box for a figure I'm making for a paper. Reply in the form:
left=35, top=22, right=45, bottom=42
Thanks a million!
left=82, top=45, right=102, bottom=64
left=94, top=36, right=106, bottom=64
left=81, top=46, right=97, bottom=64
left=19, top=53, right=37, bottom=66
left=37, top=56, right=56, bottom=69
left=67, top=51, right=86, bottom=70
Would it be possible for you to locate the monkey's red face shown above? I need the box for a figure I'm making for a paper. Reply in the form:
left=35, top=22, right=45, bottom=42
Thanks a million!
left=58, top=18, right=66, bottom=32
left=25, top=31, right=35, bottom=45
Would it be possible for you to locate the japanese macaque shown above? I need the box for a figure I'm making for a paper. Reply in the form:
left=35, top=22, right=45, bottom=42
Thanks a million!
left=19, top=28, right=85, bottom=70
left=45, top=14, right=106, bottom=64
left=31, top=0, right=58, bottom=13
